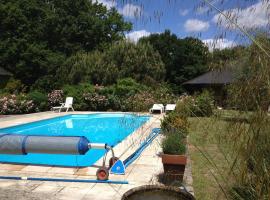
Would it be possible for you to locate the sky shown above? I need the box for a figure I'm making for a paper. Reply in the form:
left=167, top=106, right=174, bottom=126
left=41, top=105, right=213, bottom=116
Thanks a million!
left=96, top=0, right=269, bottom=50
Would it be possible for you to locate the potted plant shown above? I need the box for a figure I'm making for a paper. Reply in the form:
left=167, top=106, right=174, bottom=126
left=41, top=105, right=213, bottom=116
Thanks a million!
left=161, top=132, right=187, bottom=182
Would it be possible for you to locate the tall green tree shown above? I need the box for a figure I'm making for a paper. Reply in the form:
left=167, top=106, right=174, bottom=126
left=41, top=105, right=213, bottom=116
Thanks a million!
left=57, top=41, right=165, bottom=86
left=139, top=30, right=209, bottom=93
left=0, top=0, right=131, bottom=86
left=210, top=46, right=246, bottom=69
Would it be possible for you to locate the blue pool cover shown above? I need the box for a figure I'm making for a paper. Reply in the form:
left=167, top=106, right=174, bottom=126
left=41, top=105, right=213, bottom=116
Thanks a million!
left=0, top=114, right=150, bottom=167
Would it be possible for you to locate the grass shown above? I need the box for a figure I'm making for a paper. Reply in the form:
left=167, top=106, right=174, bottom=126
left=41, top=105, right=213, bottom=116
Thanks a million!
left=188, top=116, right=234, bottom=200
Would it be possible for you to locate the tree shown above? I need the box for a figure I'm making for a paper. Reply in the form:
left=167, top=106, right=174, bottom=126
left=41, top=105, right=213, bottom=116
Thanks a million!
left=172, top=37, right=209, bottom=85
left=139, top=30, right=209, bottom=93
left=0, top=0, right=131, bottom=86
left=139, top=30, right=179, bottom=81
left=210, top=46, right=246, bottom=69
left=57, top=41, right=165, bottom=86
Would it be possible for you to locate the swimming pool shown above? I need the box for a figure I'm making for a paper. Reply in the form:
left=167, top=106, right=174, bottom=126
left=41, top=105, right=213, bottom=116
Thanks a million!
left=0, top=114, right=150, bottom=167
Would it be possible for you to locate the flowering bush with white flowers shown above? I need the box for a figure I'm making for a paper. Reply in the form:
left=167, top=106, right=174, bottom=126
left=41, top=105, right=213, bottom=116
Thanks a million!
left=83, top=93, right=109, bottom=111
left=0, top=94, right=35, bottom=114
left=48, top=90, right=63, bottom=107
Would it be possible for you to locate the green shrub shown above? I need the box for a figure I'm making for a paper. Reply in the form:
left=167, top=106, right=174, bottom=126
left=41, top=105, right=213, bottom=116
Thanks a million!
left=162, top=133, right=186, bottom=155
left=194, top=90, right=214, bottom=117
left=62, top=84, right=94, bottom=110
left=113, top=78, right=144, bottom=97
left=121, top=90, right=155, bottom=112
left=57, top=41, right=165, bottom=86
left=32, top=75, right=60, bottom=93
left=3, top=78, right=25, bottom=94
left=175, top=96, right=195, bottom=117
left=27, top=91, right=48, bottom=111
left=175, top=91, right=214, bottom=117
left=161, top=112, right=189, bottom=137
left=150, top=85, right=176, bottom=105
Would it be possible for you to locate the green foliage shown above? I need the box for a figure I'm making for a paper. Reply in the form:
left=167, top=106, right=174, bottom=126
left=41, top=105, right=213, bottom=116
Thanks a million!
left=139, top=30, right=209, bottom=92
left=193, top=90, right=214, bottom=117
left=175, top=91, right=214, bottom=117
left=0, top=75, right=9, bottom=89
left=57, top=51, right=104, bottom=85
left=230, top=185, right=257, bottom=200
left=62, top=83, right=94, bottom=110
left=210, top=46, right=247, bottom=69
left=161, top=107, right=189, bottom=156
left=113, top=78, right=144, bottom=96
left=115, top=80, right=175, bottom=112
left=3, top=78, right=25, bottom=94
left=27, top=90, right=48, bottom=111
left=57, top=41, right=165, bottom=86
left=162, top=133, right=186, bottom=155
left=32, top=75, right=61, bottom=93
left=175, top=96, right=194, bottom=118
left=228, top=35, right=270, bottom=111
left=209, top=35, right=270, bottom=199
left=102, top=41, right=166, bottom=85
left=0, top=0, right=131, bottom=86
left=123, top=91, right=154, bottom=112
left=161, top=112, right=189, bottom=137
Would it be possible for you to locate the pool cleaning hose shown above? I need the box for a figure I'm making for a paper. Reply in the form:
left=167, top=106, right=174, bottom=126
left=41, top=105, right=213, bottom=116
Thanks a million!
left=0, top=176, right=128, bottom=184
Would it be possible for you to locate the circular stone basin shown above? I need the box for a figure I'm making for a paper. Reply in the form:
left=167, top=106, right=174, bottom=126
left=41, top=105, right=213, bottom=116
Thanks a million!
left=122, top=185, right=195, bottom=200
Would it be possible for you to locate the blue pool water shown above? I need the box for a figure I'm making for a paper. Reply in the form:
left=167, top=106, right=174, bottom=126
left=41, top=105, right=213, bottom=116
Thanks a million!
left=0, top=114, right=150, bottom=167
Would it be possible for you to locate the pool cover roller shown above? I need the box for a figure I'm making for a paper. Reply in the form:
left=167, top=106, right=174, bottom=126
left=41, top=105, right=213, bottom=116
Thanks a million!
left=0, top=128, right=160, bottom=181
left=0, top=134, right=90, bottom=155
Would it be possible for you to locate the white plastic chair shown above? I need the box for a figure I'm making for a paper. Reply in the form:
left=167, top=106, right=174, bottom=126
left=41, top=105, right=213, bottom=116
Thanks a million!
left=165, top=104, right=176, bottom=113
left=149, top=104, right=164, bottom=114
left=53, top=97, right=75, bottom=112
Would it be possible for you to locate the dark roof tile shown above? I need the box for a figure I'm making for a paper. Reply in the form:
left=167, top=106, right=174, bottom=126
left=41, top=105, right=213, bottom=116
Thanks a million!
left=183, top=69, right=235, bottom=85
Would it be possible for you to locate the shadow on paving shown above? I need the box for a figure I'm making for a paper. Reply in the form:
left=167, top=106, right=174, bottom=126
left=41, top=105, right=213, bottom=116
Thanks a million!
left=0, top=187, right=56, bottom=200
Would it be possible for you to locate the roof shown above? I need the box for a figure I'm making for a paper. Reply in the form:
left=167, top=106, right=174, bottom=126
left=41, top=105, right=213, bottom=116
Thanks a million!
left=0, top=67, right=12, bottom=76
left=183, top=69, right=235, bottom=85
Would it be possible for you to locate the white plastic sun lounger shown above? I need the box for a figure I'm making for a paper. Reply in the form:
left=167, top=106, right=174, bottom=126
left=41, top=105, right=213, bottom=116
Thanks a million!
left=53, top=97, right=75, bottom=113
left=165, top=104, right=176, bottom=113
left=149, top=104, right=164, bottom=114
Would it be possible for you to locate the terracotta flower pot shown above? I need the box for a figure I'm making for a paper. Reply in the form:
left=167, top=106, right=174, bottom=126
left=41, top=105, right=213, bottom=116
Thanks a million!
left=161, top=154, right=187, bottom=182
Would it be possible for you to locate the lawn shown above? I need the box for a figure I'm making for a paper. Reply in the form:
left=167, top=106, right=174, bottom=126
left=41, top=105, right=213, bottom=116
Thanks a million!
left=188, top=114, right=235, bottom=200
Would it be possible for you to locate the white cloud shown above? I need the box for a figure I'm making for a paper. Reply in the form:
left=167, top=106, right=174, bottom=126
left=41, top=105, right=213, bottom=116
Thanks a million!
left=196, top=6, right=210, bottom=15
left=119, top=4, right=142, bottom=18
left=179, top=9, right=189, bottom=16
left=212, top=1, right=269, bottom=29
left=184, top=19, right=210, bottom=32
left=203, top=38, right=237, bottom=51
left=125, top=30, right=151, bottom=43
left=95, top=0, right=116, bottom=9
